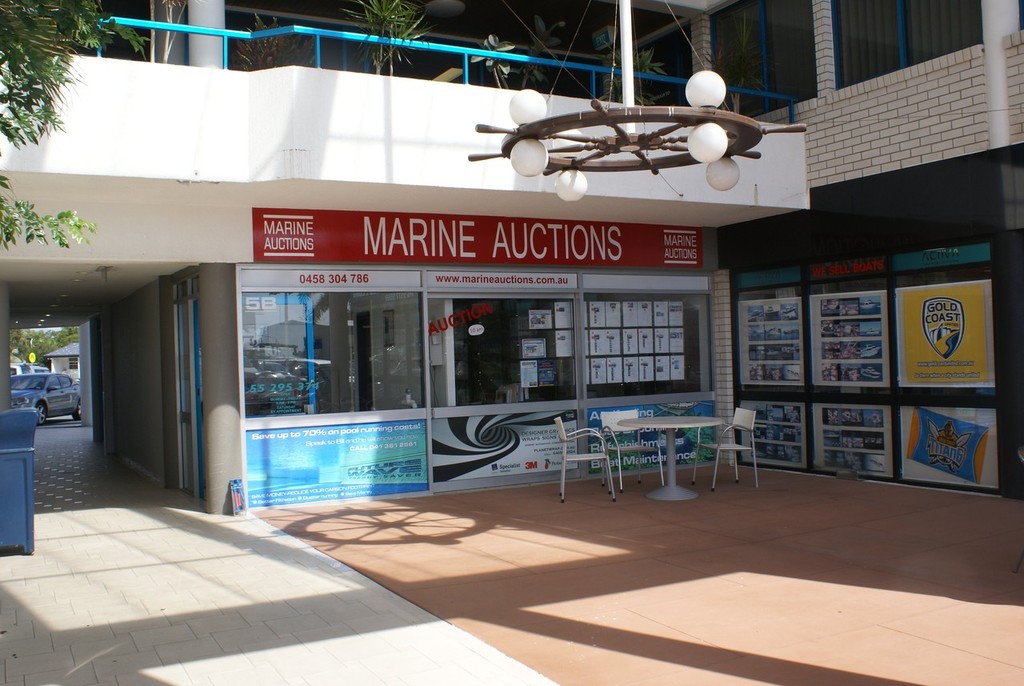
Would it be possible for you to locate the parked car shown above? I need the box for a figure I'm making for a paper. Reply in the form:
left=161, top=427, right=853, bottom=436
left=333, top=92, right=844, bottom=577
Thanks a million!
left=9, top=373, right=81, bottom=425
left=10, top=363, right=50, bottom=375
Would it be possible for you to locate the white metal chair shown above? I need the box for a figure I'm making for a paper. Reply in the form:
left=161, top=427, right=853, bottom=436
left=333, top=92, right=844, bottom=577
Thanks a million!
left=698, top=407, right=759, bottom=492
left=601, top=409, right=664, bottom=490
left=553, top=416, right=616, bottom=503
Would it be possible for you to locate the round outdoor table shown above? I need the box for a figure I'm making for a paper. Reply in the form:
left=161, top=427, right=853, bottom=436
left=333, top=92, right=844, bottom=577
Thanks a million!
left=619, top=416, right=723, bottom=501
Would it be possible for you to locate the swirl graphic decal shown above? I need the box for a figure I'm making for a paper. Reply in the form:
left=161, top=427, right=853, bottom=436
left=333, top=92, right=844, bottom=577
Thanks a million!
left=432, top=411, right=572, bottom=482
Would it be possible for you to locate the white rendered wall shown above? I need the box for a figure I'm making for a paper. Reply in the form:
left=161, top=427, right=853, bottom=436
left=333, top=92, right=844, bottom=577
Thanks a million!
left=2, top=56, right=807, bottom=226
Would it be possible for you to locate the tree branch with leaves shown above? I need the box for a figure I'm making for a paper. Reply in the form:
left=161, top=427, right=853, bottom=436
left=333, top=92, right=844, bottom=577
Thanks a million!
left=0, top=0, right=143, bottom=251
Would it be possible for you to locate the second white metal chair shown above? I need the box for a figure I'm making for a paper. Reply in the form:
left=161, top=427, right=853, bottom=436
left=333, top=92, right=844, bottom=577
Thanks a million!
left=554, top=416, right=616, bottom=503
left=698, top=407, right=759, bottom=491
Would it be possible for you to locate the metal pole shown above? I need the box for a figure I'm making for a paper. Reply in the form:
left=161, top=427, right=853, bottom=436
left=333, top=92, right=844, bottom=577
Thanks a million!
left=619, top=0, right=635, bottom=107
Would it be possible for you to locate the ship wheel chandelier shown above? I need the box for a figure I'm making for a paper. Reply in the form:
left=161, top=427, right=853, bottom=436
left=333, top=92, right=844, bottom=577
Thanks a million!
left=469, top=70, right=806, bottom=202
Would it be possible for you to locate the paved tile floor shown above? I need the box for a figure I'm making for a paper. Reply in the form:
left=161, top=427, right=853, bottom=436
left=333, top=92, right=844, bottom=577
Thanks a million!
left=1, top=420, right=553, bottom=685
left=262, top=459, right=1024, bottom=686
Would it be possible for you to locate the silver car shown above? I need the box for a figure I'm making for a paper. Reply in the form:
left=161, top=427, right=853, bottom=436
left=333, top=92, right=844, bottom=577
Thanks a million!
left=10, top=373, right=82, bottom=425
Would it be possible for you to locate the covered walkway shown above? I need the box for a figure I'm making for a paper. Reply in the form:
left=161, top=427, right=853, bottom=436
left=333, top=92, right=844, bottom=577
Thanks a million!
left=1, top=420, right=551, bottom=685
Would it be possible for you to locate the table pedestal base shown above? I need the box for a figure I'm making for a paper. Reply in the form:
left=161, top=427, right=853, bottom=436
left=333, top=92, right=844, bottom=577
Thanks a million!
left=646, top=483, right=699, bottom=501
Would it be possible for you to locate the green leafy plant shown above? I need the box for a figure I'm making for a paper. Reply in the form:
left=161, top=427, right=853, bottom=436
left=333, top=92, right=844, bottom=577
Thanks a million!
left=471, top=16, right=565, bottom=90
left=708, top=15, right=763, bottom=114
left=520, top=15, right=565, bottom=89
left=344, top=0, right=430, bottom=76
left=233, top=15, right=315, bottom=71
left=0, top=0, right=144, bottom=250
left=471, top=33, right=516, bottom=88
left=601, top=46, right=668, bottom=106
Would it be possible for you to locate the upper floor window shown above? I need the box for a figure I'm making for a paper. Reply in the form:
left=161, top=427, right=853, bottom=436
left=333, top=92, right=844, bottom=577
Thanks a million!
left=835, top=0, right=982, bottom=87
left=712, top=0, right=816, bottom=116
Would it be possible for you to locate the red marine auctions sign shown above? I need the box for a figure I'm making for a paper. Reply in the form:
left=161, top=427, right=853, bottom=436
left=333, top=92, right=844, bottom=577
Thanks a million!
left=252, top=208, right=703, bottom=269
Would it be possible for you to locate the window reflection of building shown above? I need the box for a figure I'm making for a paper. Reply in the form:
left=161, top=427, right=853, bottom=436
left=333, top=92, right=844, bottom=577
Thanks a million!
left=241, top=291, right=423, bottom=417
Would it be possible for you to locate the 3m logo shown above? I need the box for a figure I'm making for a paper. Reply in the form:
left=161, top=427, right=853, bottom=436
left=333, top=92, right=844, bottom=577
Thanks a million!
left=921, top=297, right=963, bottom=359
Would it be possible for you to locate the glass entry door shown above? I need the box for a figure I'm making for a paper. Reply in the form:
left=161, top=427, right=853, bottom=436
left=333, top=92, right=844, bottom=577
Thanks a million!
left=174, top=275, right=203, bottom=497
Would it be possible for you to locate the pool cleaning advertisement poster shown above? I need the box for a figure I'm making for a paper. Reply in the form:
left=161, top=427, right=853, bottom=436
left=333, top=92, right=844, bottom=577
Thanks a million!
left=245, top=420, right=428, bottom=507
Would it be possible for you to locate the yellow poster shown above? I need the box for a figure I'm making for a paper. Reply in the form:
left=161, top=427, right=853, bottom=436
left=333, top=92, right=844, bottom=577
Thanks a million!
left=897, top=281, right=993, bottom=387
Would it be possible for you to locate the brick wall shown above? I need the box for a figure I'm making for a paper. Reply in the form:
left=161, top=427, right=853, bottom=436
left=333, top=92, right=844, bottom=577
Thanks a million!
left=711, top=269, right=733, bottom=419
left=799, top=45, right=989, bottom=187
left=1006, top=31, right=1024, bottom=143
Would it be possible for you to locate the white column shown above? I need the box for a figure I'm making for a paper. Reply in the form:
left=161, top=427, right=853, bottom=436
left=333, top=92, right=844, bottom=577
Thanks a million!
left=198, top=263, right=242, bottom=515
left=619, top=0, right=635, bottom=107
left=812, top=0, right=836, bottom=95
left=983, top=0, right=1020, bottom=149
left=0, top=282, right=9, bottom=411
left=79, top=320, right=92, bottom=426
left=188, top=0, right=226, bottom=68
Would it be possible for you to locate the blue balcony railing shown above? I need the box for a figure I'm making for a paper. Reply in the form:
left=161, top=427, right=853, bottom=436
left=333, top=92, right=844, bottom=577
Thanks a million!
left=101, top=17, right=799, bottom=122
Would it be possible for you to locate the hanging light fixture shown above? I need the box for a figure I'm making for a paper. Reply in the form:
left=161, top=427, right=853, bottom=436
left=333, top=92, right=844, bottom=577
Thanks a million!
left=469, top=72, right=805, bottom=201
left=468, top=0, right=803, bottom=201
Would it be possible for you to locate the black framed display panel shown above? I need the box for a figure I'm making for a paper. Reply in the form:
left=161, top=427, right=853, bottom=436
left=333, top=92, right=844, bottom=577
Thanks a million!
left=730, top=242, right=1001, bottom=492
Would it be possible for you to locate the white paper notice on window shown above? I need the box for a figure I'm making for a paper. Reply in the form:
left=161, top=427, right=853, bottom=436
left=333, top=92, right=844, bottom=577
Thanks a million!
left=639, top=355, right=655, bottom=382
left=606, top=301, right=622, bottom=327
left=606, top=357, right=623, bottom=384
left=520, top=360, right=538, bottom=387
left=671, top=355, right=685, bottom=380
left=655, top=355, right=670, bottom=381
left=622, top=301, right=639, bottom=327
left=622, top=328, right=639, bottom=355
left=555, top=330, right=573, bottom=357
left=623, top=357, right=639, bottom=383
left=554, top=301, right=573, bottom=328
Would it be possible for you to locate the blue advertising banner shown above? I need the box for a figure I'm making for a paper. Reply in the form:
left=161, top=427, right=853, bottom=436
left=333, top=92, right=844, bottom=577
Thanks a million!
left=245, top=420, right=428, bottom=507
left=587, top=401, right=715, bottom=474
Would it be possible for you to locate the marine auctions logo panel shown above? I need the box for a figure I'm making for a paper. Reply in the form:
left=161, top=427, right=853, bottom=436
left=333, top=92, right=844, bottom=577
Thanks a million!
left=252, top=208, right=702, bottom=269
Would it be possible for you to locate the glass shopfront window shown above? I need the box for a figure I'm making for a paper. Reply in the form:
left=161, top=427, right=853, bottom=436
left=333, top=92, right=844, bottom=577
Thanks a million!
left=834, top=0, right=982, bottom=87
left=583, top=293, right=709, bottom=398
left=428, top=297, right=576, bottom=407
left=241, top=290, right=423, bottom=417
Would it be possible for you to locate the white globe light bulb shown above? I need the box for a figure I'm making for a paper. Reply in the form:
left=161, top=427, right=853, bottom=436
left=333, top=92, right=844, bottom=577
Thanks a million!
left=685, top=70, right=727, bottom=108
left=688, top=122, right=728, bottom=163
left=509, top=89, right=548, bottom=125
left=509, top=138, right=548, bottom=177
left=555, top=169, right=587, bottom=202
left=706, top=157, right=740, bottom=191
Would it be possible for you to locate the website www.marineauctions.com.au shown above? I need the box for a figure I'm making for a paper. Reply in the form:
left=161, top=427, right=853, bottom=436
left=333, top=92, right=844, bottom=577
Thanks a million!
left=429, top=272, right=574, bottom=287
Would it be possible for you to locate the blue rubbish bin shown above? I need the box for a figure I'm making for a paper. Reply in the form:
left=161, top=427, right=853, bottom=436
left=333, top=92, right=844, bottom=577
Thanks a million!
left=0, top=409, right=38, bottom=556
